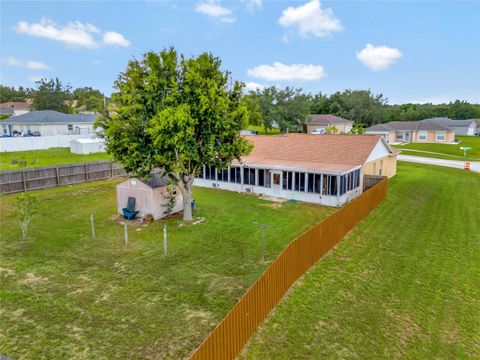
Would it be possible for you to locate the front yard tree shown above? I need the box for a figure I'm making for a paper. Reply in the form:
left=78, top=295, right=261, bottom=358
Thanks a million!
left=14, top=193, right=38, bottom=241
left=98, top=48, right=252, bottom=221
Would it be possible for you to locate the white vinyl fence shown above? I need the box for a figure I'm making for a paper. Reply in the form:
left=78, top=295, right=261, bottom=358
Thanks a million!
left=0, top=134, right=94, bottom=152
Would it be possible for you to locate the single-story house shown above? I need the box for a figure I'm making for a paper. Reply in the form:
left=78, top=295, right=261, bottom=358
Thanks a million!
left=69, top=137, right=105, bottom=154
left=1, top=110, right=99, bottom=137
left=194, top=134, right=397, bottom=207
left=423, top=117, right=477, bottom=136
left=0, top=102, right=31, bottom=116
left=116, top=173, right=183, bottom=220
left=303, top=114, right=354, bottom=134
left=365, top=119, right=455, bottom=144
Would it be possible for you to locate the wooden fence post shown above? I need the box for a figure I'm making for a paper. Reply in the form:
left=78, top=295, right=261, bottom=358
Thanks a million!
left=55, top=167, right=60, bottom=185
left=22, top=170, right=27, bottom=192
left=85, top=164, right=89, bottom=181
left=110, top=161, right=114, bottom=178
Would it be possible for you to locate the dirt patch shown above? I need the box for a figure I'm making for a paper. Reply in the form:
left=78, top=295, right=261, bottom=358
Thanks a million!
left=0, top=267, right=15, bottom=276
left=21, top=272, right=48, bottom=285
left=206, top=275, right=243, bottom=299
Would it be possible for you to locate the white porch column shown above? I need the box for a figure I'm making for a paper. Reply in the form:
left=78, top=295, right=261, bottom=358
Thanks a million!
left=320, top=174, right=324, bottom=196
left=304, top=173, right=308, bottom=193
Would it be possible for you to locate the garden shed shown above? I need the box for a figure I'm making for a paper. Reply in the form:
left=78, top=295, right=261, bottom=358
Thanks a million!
left=69, top=137, right=106, bottom=154
left=116, top=173, right=184, bottom=220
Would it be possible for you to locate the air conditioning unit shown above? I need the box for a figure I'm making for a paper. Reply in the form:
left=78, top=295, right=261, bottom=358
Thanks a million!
left=245, top=187, right=254, bottom=193
left=212, top=183, right=220, bottom=188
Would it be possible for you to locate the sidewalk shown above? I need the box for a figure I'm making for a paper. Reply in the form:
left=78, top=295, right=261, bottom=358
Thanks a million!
left=398, top=155, right=480, bottom=173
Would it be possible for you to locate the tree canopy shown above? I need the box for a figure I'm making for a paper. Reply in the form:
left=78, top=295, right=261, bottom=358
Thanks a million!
left=98, top=48, right=252, bottom=221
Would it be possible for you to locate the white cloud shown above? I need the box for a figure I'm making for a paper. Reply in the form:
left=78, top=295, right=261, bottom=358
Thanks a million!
left=103, top=31, right=130, bottom=47
left=6, top=56, right=22, bottom=67
left=14, top=18, right=130, bottom=49
left=5, top=56, right=51, bottom=70
left=243, top=0, right=262, bottom=12
left=28, top=76, right=44, bottom=82
left=244, top=81, right=265, bottom=91
left=247, top=62, right=326, bottom=81
left=278, top=0, right=343, bottom=38
left=26, top=60, right=51, bottom=70
left=356, top=44, right=403, bottom=71
left=196, top=0, right=236, bottom=23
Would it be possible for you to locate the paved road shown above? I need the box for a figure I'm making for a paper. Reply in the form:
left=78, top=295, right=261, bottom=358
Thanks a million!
left=398, top=155, right=480, bottom=173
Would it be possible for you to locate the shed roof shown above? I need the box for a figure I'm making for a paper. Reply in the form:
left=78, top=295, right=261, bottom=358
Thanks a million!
left=1, top=110, right=99, bottom=125
left=240, top=134, right=392, bottom=174
left=70, top=137, right=103, bottom=144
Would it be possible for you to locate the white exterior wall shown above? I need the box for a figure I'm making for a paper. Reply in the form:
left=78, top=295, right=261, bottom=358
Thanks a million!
left=0, top=134, right=93, bottom=152
left=3, top=122, right=94, bottom=136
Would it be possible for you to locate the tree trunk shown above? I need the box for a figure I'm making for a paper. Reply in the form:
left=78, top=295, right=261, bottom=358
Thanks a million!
left=178, top=177, right=194, bottom=222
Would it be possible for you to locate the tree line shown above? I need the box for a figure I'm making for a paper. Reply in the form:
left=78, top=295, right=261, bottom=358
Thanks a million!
left=0, top=79, right=106, bottom=114
left=246, top=87, right=480, bottom=132
left=2, top=79, right=479, bottom=129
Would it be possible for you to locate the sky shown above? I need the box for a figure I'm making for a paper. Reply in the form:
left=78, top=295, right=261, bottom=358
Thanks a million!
left=1, top=0, right=479, bottom=104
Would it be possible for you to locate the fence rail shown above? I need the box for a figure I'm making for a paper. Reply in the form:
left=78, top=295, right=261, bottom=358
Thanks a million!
left=0, top=160, right=126, bottom=194
left=189, top=177, right=388, bottom=360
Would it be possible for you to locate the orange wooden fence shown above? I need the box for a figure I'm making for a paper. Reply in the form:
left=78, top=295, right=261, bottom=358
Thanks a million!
left=189, top=177, right=388, bottom=360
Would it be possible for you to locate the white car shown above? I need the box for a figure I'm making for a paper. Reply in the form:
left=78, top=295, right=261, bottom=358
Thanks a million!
left=311, top=128, right=327, bottom=135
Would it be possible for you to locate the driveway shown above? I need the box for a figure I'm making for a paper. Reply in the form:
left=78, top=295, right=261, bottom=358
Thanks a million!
left=398, top=155, right=480, bottom=173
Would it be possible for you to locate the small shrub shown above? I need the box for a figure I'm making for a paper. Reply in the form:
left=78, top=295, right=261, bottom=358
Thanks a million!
left=14, top=193, right=38, bottom=241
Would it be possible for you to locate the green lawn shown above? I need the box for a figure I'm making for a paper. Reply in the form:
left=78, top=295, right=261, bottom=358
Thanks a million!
left=242, top=162, right=480, bottom=359
left=0, top=148, right=112, bottom=171
left=0, top=181, right=333, bottom=359
left=393, top=136, right=480, bottom=161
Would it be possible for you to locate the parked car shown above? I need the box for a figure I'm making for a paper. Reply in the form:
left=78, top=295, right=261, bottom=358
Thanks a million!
left=311, top=128, right=327, bottom=135
left=32, top=131, right=41, bottom=137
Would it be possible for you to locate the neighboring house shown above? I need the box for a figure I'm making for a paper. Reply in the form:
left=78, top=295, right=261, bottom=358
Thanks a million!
left=0, top=102, right=31, bottom=116
left=1, top=110, right=99, bottom=137
left=423, top=117, right=477, bottom=136
left=0, top=108, right=14, bottom=116
left=195, top=134, right=397, bottom=207
left=303, top=114, right=354, bottom=134
left=366, top=120, right=455, bottom=144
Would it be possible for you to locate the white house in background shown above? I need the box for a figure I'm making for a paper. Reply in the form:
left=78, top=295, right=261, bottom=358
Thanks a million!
left=1, top=110, right=99, bottom=137
left=194, top=134, right=397, bottom=207
left=69, top=137, right=105, bottom=154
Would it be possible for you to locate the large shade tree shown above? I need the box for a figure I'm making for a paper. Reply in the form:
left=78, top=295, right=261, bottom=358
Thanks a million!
left=98, top=48, right=252, bottom=221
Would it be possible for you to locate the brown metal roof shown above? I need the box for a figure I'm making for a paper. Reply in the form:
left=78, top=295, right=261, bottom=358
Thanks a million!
left=240, top=134, right=390, bottom=174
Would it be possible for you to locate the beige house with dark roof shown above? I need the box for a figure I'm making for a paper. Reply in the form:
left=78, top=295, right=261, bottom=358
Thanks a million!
left=366, top=119, right=456, bottom=144
left=303, top=114, right=354, bottom=134
left=194, top=134, right=396, bottom=207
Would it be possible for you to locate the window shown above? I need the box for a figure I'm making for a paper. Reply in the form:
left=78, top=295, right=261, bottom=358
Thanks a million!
left=395, top=131, right=404, bottom=141
left=197, top=166, right=204, bottom=179
left=418, top=131, right=427, bottom=141
left=205, top=165, right=216, bottom=180
left=67, top=124, right=73, bottom=131
left=258, top=169, right=264, bottom=187
left=243, top=167, right=256, bottom=185
left=217, top=167, right=228, bottom=182
left=282, top=171, right=293, bottom=190
left=229, top=166, right=241, bottom=184
left=436, top=131, right=446, bottom=141
left=322, top=175, right=337, bottom=196
left=307, top=173, right=321, bottom=194
left=294, top=172, right=305, bottom=192
left=273, top=173, right=280, bottom=185
left=339, top=170, right=360, bottom=195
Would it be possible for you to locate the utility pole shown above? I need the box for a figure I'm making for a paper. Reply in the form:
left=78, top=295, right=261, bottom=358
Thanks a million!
left=253, top=222, right=273, bottom=263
